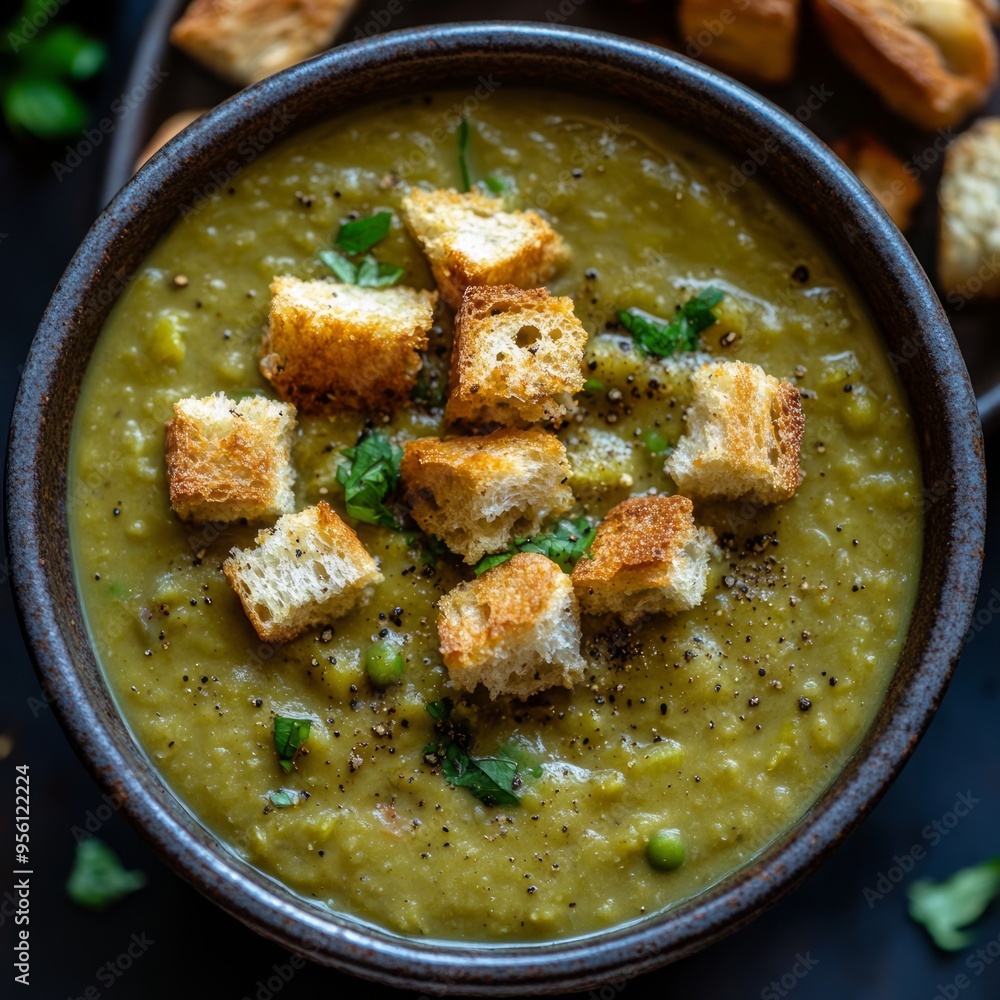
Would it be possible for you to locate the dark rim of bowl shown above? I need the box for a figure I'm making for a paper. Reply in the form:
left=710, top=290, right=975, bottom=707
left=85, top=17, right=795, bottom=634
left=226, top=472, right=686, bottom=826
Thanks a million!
left=5, top=21, right=986, bottom=995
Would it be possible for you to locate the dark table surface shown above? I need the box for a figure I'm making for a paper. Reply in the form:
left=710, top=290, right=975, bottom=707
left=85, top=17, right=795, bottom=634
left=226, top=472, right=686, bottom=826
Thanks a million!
left=1, top=3, right=998, bottom=998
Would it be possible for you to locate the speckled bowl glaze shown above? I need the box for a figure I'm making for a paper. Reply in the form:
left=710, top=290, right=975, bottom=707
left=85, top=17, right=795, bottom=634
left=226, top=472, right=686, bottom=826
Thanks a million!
left=5, top=22, right=986, bottom=994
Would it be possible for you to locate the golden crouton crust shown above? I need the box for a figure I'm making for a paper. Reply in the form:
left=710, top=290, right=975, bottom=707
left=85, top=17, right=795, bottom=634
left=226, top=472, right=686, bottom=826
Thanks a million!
left=171, top=0, right=358, bottom=86
left=438, top=552, right=569, bottom=674
left=813, top=0, right=997, bottom=129
left=678, top=0, right=799, bottom=83
left=223, top=501, right=381, bottom=642
left=832, top=131, right=924, bottom=231
left=401, top=188, right=568, bottom=308
left=572, top=496, right=696, bottom=587
left=446, top=284, right=588, bottom=429
left=261, top=277, right=437, bottom=414
left=165, top=394, right=296, bottom=523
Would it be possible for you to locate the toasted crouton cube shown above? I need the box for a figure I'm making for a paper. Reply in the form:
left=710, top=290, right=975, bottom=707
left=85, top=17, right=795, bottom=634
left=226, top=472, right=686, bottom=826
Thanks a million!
left=170, top=0, right=360, bottom=86
left=401, top=188, right=568, bottom=308
left=261, top=277, right=437, bottom=414
left=445, top=285, right=588, bottom=429
left=400, top=429, right=573, bottom=564
left=678, top=0, right=800, bottom=83
left=832, top=131, right=924, bottom=231
left=939, top=117, right=1000, bottom=296
left=223, top=502, right=382, bottom=641
left=165, top=392, right=296, bottom=524
left=572, top=496, right=716, bottom=624
left=438, top=552, right=585, bottom=699
left=665, top=360, right=803, bottom=504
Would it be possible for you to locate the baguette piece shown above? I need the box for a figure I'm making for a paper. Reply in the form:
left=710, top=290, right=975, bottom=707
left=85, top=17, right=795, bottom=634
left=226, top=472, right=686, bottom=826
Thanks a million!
left=678, top=0, right=800, bottom=83
left=938, top=117, right=1000, bottom=296
left=572, top=496, right=716, bottom=624
left=438, top=552, right=585, bottom=699
left=165, top=392, right=296, bottom=524
left=446, top=285, right=588, bottom=429
left=170, top=0, right=359, bottom=86
left=401, top=188, right=568, bottom=308
left=223, top=502, right=382, bottom=642
left=261, top=277, right=437, bottom=414
left=812, top=0, right=997, bottom=130
left=665, top=360, right=803, bottom=504
left=832, top=130, right=924, bottom=231
left=401, top=429, right=573, bottom=564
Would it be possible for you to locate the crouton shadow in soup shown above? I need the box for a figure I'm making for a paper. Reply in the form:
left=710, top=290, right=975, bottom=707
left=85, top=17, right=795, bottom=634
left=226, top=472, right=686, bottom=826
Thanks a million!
left=68, top=88, right=922, bottom=940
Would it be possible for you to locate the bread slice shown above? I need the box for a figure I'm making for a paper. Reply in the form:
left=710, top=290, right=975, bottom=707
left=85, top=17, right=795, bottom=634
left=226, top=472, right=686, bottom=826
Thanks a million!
left=939, top=117, right=1000, bottom=296
left=438, top=552, right=585, bottom=699
left=401, top=188, right=568, bottom=308
left=223, top=502, right=383, bottom=642
left=261, top=277, right=437, bottom=414
left=446, top=284, right=588, bottom=429
left=678, top=0, right=800, bottom=83
left=165, top=392, right=296, bottom=524
left=400, top=429, right=573, bottom=564
left=665, top=360, right=803, bottom=504
left=572, top=496, right=716, bottom=624
left=170, top=0, right=359, bottom=86
left=832, top=130, right=924, bottom=232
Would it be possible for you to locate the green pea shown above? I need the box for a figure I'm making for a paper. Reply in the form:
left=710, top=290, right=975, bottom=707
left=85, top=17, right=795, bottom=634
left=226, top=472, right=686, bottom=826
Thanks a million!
left=364, top=639, right=404, bottom=688
left=646, top=828, right=685, bottom=871
left=642, top=429, right=669, bottom=454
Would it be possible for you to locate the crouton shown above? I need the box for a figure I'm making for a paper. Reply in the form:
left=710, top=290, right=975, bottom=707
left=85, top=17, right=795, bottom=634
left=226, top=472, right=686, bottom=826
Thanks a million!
left=572, top=496, right=716, bottom=623
left=438, top=552, right=585, bottom=699
left=813, top=0, right=996, bottom=130
left=400, top=429, right=573, bottom=564
left=665, top=360, right=803, bottom=504
left=223, top=502, right=382, bottom=642
left=401, top=188, right=568, bottom=308
left=832, top=130, right=924, bottom=231
left=165, top=392, right=296, bottom=523
left=938, top=118, right=1000, bottom=296
left=261, top=277, right=437, bottom=414
left=678, top=0, right=800, bottom=83
left=446, top=285, right=588, bottom=429
left=170, top=0, right=359, bottom=86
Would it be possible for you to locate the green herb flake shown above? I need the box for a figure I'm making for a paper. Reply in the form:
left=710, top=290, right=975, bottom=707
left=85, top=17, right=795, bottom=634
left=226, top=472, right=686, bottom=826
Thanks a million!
left=356, top=253, right=405, bottom=288
left=318, top=249, right=358, bottom=283
left=66, top=838, right=146, bottom=911
left=474, top=517, right=597, bottom=576
left=334, top=211, right=393, bottom=255
left=582, top=378, right=605, bottom=393
left=422, top=700, right=526, bottom=807
left=909, top=857, right=1000, bottom=951
left=335, top=430, right=404, bottom=529
left=618, top=287, right=724, bottom=358
left=273, top=715, right=311, bottom=773
left=268, top=789, right=304, bottom=809
left=458, top=117, right=472, bottom=192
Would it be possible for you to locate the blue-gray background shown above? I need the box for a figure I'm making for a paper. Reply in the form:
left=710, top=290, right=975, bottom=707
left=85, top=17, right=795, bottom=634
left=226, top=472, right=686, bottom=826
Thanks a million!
left=1, top=2, right=998, bottom=998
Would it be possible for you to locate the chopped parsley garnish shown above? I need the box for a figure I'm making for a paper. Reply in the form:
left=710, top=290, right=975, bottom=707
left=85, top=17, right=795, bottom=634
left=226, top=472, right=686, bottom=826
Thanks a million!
left=909, top=857, right=1000, bottom=951
left=582, top=378, right=605, bottom=393
left=618, top=287, right=724, bottom=357
left=406, top=531, right=450, bottom=567
left=66, top=838, right=146, bottom=911
left=410, top=372, right=447, bottom=407
left=336, top=430, right=403, bottom=530
left=457, top=117, right=507, bottom=195
left=268, top=788, right=306, bottom=809
left=474, top=517, right=597, bottom=576
left=318, top=211, right=404, bottom=287
left=423, top=699, right=529, bottom=807
left=273, top=716, right=311, bottom=773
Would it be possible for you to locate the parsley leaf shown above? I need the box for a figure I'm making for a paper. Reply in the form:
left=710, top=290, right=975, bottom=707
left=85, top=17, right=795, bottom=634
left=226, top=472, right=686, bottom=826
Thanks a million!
left=268, top=788, right=306, bottom=809
left=318, top=249, right=357, bottom=283
left=909, top=857, right=1000, bottom=951
left=422, top=699, right=529, bottom=807
left=66, top=838, right=146, bottom=911
left=618, top=287, right=724, bottom=358
left=458, top=117, right=472, bottom=192
left=474, top=517, right=596, bottom=576
left=334, top=211, right=392, bottom=255
left=273, top=716, right=311, bottom=773
left=405, top=531, right=450, bottom=566
left=336, top=430, right=403, bottom=530
left=356, top=253, right=405, bottom=288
